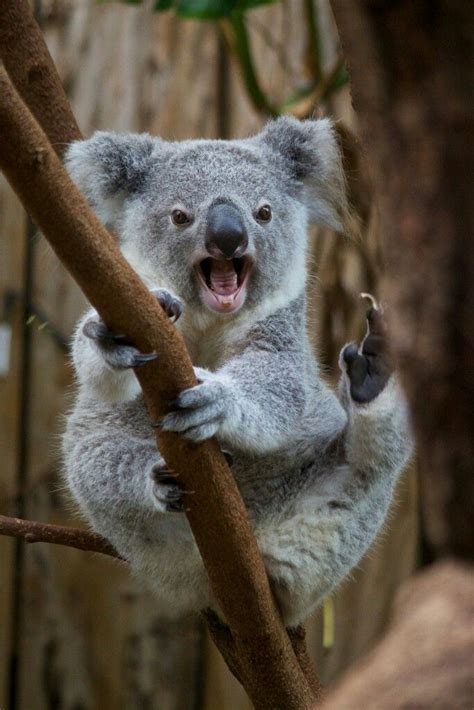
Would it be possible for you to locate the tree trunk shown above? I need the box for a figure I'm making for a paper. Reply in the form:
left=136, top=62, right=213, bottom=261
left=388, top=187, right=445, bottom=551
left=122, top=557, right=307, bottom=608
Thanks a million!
left=330, top=0, right=474, bottom=560
left=321, top=2, right=474, bottom=705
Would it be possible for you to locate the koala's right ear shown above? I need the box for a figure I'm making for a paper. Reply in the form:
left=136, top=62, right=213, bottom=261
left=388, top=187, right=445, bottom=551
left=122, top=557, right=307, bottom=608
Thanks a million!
left=65, top=131, right=156, bottom=228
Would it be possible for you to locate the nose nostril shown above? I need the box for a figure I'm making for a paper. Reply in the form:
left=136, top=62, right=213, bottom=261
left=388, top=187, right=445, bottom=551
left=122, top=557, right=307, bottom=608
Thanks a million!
left=205, top=203, right=248, bottom=259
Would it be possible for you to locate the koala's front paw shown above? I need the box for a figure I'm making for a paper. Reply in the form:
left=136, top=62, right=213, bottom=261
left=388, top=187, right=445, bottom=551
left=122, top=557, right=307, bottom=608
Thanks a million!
left=83, top=289, right=182, bottom=370
left=83, top=318, right=158, bottom=369
left=159, top=368, right=237, bottom=443
left=148, top=462, right=189, bottom=513
left=151, top=288, right=183, bottom=322
left=341, top=301, right=393, bottom=404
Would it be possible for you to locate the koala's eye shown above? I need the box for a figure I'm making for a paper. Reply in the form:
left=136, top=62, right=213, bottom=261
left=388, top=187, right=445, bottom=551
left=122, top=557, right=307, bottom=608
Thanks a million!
left=171, top=209, right=191, bottom=226
left=256, top=204, right=272, bottom=223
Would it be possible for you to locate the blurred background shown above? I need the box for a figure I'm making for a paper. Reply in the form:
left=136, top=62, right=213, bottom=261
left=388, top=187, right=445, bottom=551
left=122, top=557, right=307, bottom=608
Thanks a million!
left=0, top=0, right=419, bottom=707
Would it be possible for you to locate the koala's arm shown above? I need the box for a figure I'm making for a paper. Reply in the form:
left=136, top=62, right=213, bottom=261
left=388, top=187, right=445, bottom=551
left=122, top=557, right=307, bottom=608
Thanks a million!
left=71, top=307, right=142, bottom=403
left=219, top=344, right=305, bottom=452
left=71, top=289, right=182, bottom=404
left=161, top=299, right=307, bottom=453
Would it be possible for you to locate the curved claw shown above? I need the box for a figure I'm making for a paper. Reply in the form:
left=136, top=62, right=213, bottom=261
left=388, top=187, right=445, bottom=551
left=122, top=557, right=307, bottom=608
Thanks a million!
left=360, top=292, right=380, bottom=311
left=169, top=301, right=183, bottom=323
left=132, top=351, right=159, bottom=367
left=83, top=320, right=128, bottom=344
left=366, top=306, right=387, bottom=338
left=150, top=462, right=193, bottom=513
left=154, top=290, right=183, bottom=323
left=222, top=450, right=234, bottom=467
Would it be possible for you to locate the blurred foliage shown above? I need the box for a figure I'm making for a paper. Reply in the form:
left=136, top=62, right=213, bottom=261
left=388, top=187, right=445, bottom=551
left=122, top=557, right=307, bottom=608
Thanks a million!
left=110, top=0, right=348, bottom=117
left=121, top=0, right=278, bottom=20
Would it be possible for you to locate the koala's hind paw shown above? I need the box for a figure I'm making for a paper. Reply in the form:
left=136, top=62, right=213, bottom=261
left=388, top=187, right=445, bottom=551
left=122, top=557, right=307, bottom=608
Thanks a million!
left=341, top=304, right=393, bottom=404
left=83, top=318, right=158, bottom=369
left=148, top=463, right=190, bottom=513
left=152, top=288, right=183, bottom=322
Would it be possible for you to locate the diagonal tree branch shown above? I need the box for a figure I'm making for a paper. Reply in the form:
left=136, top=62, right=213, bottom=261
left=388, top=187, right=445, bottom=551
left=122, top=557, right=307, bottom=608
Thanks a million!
left=0, top=0, right=81, bottom=157
left=0, top=5, right=319, bottom=705
left=0, top=67, right=315, bottom=710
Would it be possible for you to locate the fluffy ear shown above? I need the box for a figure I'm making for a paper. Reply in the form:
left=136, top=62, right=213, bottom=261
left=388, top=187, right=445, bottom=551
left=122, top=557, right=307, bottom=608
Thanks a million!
left=259, top=116, right=351, bottom=233
left=65, top=131, right=156, bottom=227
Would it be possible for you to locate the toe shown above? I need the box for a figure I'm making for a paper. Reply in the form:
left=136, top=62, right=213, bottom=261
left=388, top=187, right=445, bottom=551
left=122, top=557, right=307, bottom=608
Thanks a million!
left=154, top=290, right=183, bottom=322
left=83, top=319, right=129, bottom=344
left=342, top=342, right=360, bottom=366
left=168, top=299, right=183, bottom=322
left=366, top=306, right=386, bottom=336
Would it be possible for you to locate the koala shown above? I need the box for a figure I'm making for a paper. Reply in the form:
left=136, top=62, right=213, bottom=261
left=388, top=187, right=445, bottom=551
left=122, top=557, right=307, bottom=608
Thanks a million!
left=62, top=116, right=412, bottom=627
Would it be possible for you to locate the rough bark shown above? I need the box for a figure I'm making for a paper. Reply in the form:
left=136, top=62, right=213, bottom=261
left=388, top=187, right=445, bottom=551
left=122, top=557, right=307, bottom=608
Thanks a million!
left=0, top=66, right=316, bottom=709
left=0, top=0, right=81, bottom=157
left=204, top=611, right=323, bottom=701
left=322, top=560, right=474, bottom=709
left=330, top=0, right=474, bottom=560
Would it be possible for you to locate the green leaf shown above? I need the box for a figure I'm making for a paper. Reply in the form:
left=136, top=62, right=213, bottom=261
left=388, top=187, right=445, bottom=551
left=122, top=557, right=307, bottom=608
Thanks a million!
left=175, top=0, right=237, bottom=19
left=240, top=0, right=279, bottom=9
left=113, top=0, right=282, bottom=20
left=154, top=0, right=174, bottom=10
left=329, top=65, right=349, bottom=91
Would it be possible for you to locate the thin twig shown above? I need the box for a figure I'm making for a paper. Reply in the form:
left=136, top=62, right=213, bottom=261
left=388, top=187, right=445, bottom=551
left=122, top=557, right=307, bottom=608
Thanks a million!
left=219, top=14, right=279, bottom=117
left=287, top=55, right=346, bottom=118
left=249, top=16, right=294, bottom=78
left=0, top=515, right=122, bottom=559
left=303, top=0, right=323, bottom=82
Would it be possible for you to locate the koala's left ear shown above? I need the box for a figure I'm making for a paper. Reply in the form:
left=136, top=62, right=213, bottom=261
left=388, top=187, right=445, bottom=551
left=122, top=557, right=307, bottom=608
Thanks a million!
left=259, top=116, right=351, bottom=233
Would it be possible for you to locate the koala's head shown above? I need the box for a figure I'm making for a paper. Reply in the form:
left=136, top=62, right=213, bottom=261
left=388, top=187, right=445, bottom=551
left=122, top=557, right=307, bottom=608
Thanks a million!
left=66, top=116, right=348, bottom=316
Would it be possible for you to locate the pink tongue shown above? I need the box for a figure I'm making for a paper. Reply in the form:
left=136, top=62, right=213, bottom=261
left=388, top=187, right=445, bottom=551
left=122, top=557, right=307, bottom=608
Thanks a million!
left=210, top=260, right=238, bottom=296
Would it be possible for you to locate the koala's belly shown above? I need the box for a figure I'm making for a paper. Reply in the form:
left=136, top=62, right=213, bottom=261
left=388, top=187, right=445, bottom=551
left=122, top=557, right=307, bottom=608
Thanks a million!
left=63, top=393, right=326, bottom=615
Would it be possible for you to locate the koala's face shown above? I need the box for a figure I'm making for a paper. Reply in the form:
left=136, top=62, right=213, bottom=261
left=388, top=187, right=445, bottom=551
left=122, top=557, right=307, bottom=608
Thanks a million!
left=67, top=117, right=348, bottom=316
left=122, top=142, right=310, bottom=313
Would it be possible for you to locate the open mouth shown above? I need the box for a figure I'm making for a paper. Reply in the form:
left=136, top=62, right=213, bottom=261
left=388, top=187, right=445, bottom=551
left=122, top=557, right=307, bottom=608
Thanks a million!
left=196, top=256, right=251, bottom=314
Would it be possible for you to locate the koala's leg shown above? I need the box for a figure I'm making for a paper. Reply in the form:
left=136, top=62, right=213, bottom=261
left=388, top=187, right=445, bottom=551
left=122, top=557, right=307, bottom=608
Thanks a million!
left=72, top=289, right=182, bottom=403
left=64, top=423, right=186, bottom=544
left=257, top=460, right=394, bottom=627
left=63, top=397, right=209, bottom=616
left=259, top=306, right=413, bottom=627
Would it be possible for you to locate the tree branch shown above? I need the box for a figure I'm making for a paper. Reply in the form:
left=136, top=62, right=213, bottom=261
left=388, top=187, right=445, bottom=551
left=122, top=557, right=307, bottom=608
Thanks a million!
left=0, top=6, right=318, bottom=704
left=0, top=515, right=122, bottom=559
left=0, top=0, right=81, bottom=157
left=323, top=1, right=474, bottom=702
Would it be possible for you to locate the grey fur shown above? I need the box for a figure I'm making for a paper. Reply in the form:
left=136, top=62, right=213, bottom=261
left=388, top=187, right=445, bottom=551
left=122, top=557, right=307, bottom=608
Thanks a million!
left=63, top=117, right=412, bottom=626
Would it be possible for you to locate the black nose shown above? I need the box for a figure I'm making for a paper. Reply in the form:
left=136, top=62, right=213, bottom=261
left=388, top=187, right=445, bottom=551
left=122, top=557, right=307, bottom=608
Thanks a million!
left=205, top=203, right=248, bottom=259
